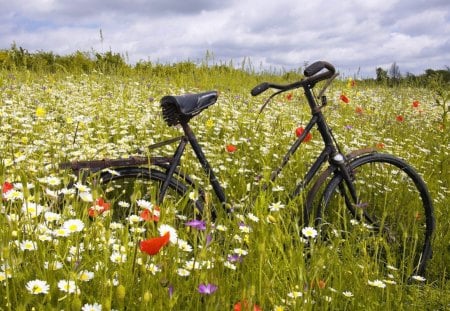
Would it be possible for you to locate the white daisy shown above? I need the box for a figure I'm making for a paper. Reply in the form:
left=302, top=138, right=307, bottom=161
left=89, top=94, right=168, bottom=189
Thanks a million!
left=177, top=239, right=193, bottom=252
left=82, top=303, right=102, bottom=311
left=79, top=191, right=93, bottom=202
left=44, top=211, right=61, bottom=222
left=158, top=224, right=178, bottom=243
left=26, top=279, right=50, bottom=295
left=136, top=199, right=153, bottom=210
left=62, top=219, right=85, bottom=233
left=78, top=270, right=94, bottom=282
left=20, top=240, right=38, bottom=251
left=302, top=227, right=318, bottom=239
left=57, top=279, right=78, bottom=294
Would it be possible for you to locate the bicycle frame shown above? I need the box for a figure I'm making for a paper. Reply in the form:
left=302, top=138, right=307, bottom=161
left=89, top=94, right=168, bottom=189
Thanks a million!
left=159, top=84, right=351, bottom=210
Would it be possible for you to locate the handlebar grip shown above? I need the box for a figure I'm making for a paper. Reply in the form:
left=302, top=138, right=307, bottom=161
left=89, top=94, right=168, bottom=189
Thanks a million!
left=304, top=61, right=335, bottom=77
left=251, top=82, right=270, bottom=96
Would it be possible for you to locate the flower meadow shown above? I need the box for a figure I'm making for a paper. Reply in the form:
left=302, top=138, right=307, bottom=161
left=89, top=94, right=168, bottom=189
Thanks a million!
left=0, top=67, right=449, bottom=310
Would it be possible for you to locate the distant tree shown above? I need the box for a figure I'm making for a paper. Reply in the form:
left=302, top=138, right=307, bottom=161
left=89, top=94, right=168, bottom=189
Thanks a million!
left=376, top=67, right=388, bottom=82
left=389, top=62, right=401, bottom=80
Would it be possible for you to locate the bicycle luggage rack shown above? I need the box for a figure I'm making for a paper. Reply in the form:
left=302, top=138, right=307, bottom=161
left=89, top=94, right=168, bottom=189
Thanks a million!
left=59, top=156, right=174, bottom=173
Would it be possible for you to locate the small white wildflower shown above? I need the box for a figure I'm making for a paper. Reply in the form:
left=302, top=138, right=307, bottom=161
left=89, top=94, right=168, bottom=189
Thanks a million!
left=411, top=275, right=426, bottom=282
left=26, top=279, right=50, bottom=295
left=342, top=291, right=353, bottom=297
left=146, top=263, right=161, bottom=275
left=158, top=224, right=178, bottom=243
left=272, top=185, right=285, bottom=192
left=78, top=270, right=94, bottom=282
left=57, top=279, right=78, bottom=294
left=215, top=224, right=227, bottom=231
left=189, top=191, right=198, bottom=201
left=368, top=279, right=386, bottom=288
left=287, top=291, right=303, bottom=298
left=44, top=211, right=61, bottom=222
left=136, top=199, right=153, bottom=210
left=22, top=202, right=46, bottom=217
left=269, top=201, right=285, bottom=212
left=74, top=183, right=91, bottom=193
left=82, top=302, right=102, bottom=311
left=386, top=265, right=398, bottom=271
left=79, top=191, right=93, bottom=202
left=118, top=201, right=130, bottom=208
left=20, top=240, right=38, bottom=251
left=233, top=248, right=248, bottom=256
left=3, top=189, right=23, bottom=201
left=53, top=227, right=70, bottom=237
left=350, top=219, right=359, bottom=225
left=247, top=213, right=259, bottom=222
left=384, top=279, right=397, bottom=285
left=224, top=261, right=237, bottom=270
left=127, top=214, right=142, bottom=224
left=177, top=239, right=193, bottom=252
left=302, top=227, right=318, bottom=239
left=62, top=219, right=85, bottom=233
left=110, top=252, right=127, bottom=264
left=177, top=268, right=191, bottom=277
left=44, top=261, right=63, bottom=270
left=46, top=176, right=61, bottom=186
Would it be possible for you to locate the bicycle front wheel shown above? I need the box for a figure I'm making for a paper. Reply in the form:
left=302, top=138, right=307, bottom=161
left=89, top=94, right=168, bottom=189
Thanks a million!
left=96, top=167, right=202, bottom=224
left=318, top=153, right=434, bottom=277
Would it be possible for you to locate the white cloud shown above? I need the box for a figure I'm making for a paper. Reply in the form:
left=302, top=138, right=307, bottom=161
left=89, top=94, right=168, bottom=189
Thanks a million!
left=1, top=0, right=449, bottom=77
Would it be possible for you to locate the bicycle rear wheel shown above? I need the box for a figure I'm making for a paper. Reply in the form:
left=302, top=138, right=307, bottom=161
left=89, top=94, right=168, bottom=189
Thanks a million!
left=97, top=167, right=202, bottom=224
left=318, top=153, right=434, bottom=277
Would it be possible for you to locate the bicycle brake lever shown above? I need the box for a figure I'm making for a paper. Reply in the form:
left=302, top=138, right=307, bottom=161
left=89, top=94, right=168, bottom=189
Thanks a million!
left=316, top=73, right=339, bottom=100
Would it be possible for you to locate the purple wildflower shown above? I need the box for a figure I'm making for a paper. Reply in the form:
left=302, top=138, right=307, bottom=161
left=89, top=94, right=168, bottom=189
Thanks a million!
left=168, top=284, right=174, bottom=298
left=198, top=283, right=218, bottom=295
left=227, top=254, right=243, bottom=263
left=185, top=219, right=207, bottom=230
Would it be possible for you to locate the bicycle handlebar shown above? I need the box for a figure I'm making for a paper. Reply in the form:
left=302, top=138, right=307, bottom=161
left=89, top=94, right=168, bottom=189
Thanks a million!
left=251, top=61, right=336, bottom=96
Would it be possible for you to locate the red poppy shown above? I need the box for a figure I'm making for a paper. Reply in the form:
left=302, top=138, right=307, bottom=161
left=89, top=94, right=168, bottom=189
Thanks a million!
left=295, top=127, right=312, bottom=142
left=2, top=182, right=13, bottom=194
left=396, top=115, right=404, bottom=122
left=140, top=206, right=160, bottom=222
left=340, top=94, right=350, bottom=103
left=286, top=93, right=293, bottom=101
left=412, top=100, right=420, bottom=108
left=355, top=106, right=363, bottom=114
left=351, top=80, right=356, bottom=87
left=140, top=232, right=170, bottom=255
left=88, top=197, right=111, bottom=217
left=226, top=144, right=237, bottom=153
left=376, top=142, right=385, bottom=149
left=233, top=300, right=262, bottom=311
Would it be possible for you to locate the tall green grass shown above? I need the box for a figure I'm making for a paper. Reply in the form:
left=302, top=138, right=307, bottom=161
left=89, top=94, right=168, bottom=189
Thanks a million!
left=0, top=64, right=449, bottom=310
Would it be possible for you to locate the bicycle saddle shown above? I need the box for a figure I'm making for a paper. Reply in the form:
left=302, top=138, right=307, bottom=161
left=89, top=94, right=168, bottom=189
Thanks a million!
left=161, top=91, right=218, bottom=126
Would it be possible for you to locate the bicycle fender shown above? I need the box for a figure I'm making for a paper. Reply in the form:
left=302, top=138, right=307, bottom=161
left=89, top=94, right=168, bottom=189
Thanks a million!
left=304, top=165, right=336, bottom=224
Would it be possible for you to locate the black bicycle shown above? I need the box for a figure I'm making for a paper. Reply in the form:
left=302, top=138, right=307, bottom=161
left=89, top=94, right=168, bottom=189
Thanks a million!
left=60, top=61, right=434, bottom=277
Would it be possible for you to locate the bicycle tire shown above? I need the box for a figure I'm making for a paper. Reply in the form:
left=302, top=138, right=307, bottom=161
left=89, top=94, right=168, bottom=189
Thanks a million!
left=316, top=153, right=434, bottom=277
left=96, top=167, right=203, bottom=224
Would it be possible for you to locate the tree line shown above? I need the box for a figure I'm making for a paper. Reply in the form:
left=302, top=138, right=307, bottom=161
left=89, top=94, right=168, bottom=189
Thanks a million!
left=1, top=45, right=449, bottom=87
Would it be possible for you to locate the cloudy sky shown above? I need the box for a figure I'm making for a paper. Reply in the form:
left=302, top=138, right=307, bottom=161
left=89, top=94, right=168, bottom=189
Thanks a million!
left=1, top=0, right=449, bottom=77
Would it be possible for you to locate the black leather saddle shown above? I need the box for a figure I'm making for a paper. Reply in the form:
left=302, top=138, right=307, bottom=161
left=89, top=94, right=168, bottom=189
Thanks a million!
left=161, top=91, right=218, bottom=126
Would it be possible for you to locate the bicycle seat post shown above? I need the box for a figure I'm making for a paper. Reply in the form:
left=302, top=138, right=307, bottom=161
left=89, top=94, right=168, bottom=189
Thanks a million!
left=180, top=122, right=227, bottom=206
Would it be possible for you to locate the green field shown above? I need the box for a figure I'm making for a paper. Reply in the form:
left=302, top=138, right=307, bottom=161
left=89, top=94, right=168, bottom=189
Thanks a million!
left=0, top=58, right=449, bottom=310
